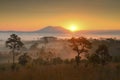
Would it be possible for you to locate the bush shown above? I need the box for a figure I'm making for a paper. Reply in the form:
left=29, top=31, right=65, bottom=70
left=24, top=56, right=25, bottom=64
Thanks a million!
left=51, top=57, right=63, bottom=64
left=33, top=58, right=47, bottom=65
left=18, top=53, right=32, bottom=66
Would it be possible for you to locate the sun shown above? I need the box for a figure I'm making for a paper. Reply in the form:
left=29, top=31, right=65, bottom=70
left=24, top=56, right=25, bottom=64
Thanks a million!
left=69, top=25, right=78, bottom=32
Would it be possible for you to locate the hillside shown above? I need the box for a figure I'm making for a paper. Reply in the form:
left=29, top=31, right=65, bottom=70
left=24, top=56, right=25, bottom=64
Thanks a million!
left=35, top=26, right=70, bottom=34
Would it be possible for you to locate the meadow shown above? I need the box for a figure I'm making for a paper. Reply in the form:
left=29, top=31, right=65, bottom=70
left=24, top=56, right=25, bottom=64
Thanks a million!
left=0, top=63, right=120, bottom=80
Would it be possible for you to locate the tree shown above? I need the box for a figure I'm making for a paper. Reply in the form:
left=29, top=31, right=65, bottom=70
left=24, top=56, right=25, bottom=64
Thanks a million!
left=86, top=53, right=100, bottom=66
left=18, top=53, right=32, bottom=66
left=6, top=34, right=24, bottom=70
left=69, top=37, right=92, bottom=65
left=96, top=44, right=112, bottom=65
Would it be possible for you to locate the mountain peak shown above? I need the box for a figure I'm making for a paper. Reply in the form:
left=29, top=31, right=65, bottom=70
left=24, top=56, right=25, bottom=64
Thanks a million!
left=35, top=26, right=70, bottom=34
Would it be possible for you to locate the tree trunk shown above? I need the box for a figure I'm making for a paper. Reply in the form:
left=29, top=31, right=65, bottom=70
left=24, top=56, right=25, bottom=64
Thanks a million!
left=12, top=49, right=15, bottom=70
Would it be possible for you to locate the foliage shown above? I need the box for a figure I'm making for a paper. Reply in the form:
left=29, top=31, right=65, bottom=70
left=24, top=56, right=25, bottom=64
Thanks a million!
left=33, top=58, right=47, bottom=65
left=86, top=44, right=112, bottom=66
left=86, top=53, right=100, bottom=65
left=96, top=44, right=112, bottom=65
left=69, top=37, right=92, bottom=65
left=6, top=34, right=24, bottom=50
left=69, top=37, right=91, bottom=55
left=5, top=34, right=24, bottom=70
left=18, top=53, right=32, bottom=66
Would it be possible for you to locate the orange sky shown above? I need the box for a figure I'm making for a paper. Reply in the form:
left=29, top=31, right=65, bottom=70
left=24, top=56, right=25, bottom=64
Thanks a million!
left=0, top=0, right=120, bottom=31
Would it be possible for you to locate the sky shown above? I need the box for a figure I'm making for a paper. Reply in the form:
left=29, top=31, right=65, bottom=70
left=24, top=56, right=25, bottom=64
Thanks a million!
left=0, top=0, right=120, bottom=31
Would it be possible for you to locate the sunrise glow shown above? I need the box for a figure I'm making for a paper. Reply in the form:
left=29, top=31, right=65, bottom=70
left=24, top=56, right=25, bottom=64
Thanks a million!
left=0, top=0, right=119, bottom=31
left=69, top=25, right=78, bottom=32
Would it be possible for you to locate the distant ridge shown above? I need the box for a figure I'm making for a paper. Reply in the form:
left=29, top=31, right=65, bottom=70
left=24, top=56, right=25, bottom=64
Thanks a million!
left=0, top=26, right=120, bottom=35
left=35, top=26, right=70, bottom=34
left=0, top=26, right=70, bottom=34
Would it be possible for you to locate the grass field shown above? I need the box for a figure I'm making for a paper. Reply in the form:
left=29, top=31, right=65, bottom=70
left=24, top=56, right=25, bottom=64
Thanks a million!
left=0, top=63, right=120, bottom=80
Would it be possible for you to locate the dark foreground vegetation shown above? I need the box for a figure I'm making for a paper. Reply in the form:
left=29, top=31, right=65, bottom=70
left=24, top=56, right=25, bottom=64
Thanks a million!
left=0, top=62, right=120, bottom=80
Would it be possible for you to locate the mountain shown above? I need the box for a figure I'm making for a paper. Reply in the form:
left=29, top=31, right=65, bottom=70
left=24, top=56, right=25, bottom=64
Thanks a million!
left=35, top=26, right=70, bottom=34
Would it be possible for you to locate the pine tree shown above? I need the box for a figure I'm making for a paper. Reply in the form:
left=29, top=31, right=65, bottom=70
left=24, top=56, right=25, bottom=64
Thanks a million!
left=6, top=34, right=24, bottom=70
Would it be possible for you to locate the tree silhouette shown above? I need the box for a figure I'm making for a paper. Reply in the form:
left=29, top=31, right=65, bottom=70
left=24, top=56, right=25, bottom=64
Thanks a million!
left=96, top=44, right=112, bottom=65
left=18, top=53, right=31, bottom=66
left=6, top=34, right=24, bottom=70
left=69, top=37, right=92, bottom=65
left=86, top=53, right=100, bottom=66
